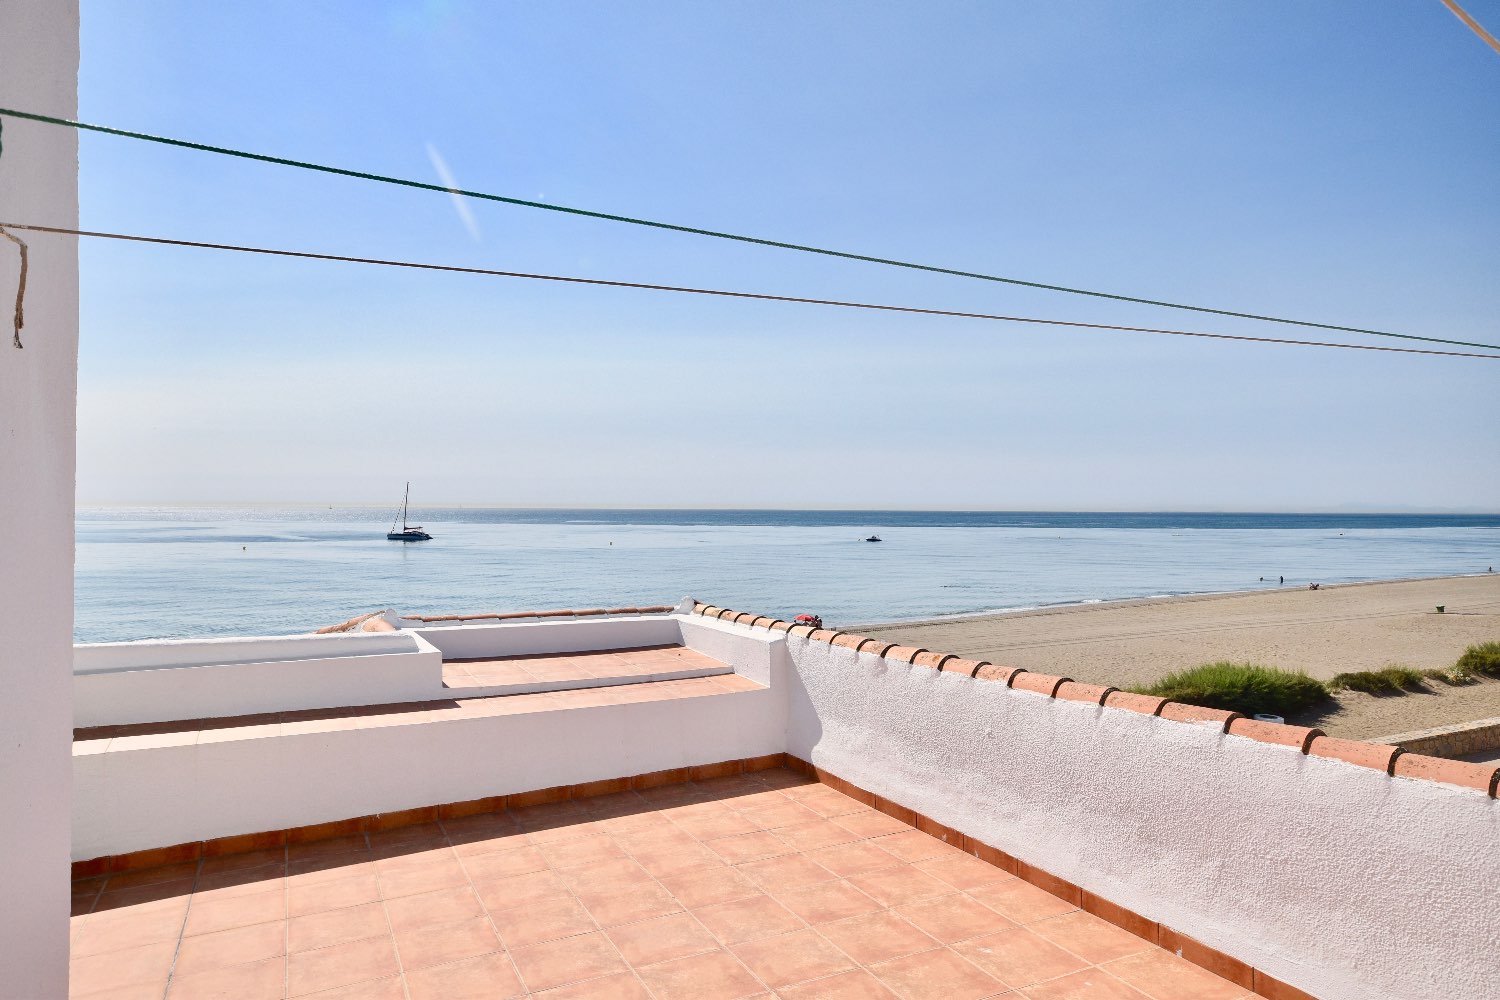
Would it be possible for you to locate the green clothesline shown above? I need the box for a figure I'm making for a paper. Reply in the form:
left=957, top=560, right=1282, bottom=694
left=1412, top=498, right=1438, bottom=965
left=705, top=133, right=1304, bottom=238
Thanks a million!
left=1, top=107, right=1495, bottom=354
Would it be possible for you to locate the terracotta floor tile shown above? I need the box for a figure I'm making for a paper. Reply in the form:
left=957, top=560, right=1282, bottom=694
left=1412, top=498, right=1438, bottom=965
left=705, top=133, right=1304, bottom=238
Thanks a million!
left=294, top=975, right=406, bottom=999
left=817, top=911, right=940, bottom=966
left=735, top=798, right=823, bottom=831
left=70, top=940, right=178, bottom=995
left=1019, top=969, right=1153, bottom=1000
left=165, top=955, right=286, bottom=1000
left=635, top=948, right=767, bottom=1000
left=104, top=861, right=200, bottom=891
left=73, top=979, right=169, bottom=1000
left=577, top=881, right=683, bottom=926
left=849, top=866, right=955, bottom=907
left=538, top=833, right=627, bottom=869
left=533, top=970, right=652, bottom=998
left=1101, top=949, right=1252, bottom=1000
left=288, top=871, right=381, bottom=917
left=375, top=857, right=469, bottom=898
left=632, top=842, right=724, bottom=877
left=917, top=853, right=1012, bottom=891
left=174, top=919, right=288, bottom=977
left=773, top=879, right=884, bottom=925
left=393, top=913, right=502, bottom=970
left=871, top=830, right=954, bottom=864
left=200, top=848, right=286, bottom=875
left=705, top=830, right=796, bottom=864
left=868, top=946, right=1008, bottom=1000
left=604, top=910, right=720, bottom=967
left=491, top=895, right=597, bottom=948
left=954, top=928, right=1091, bottom=989
left=289, top=901, right=388, bottom=953
left=731, top=926, right=856, bottom=988
left=287, top=934, right=401, bottom=996
left=559, top=857, right=655, bottom=891
left=778, top=968, right=902, bottom=999
left=72, top=897, right=189, bottom=955
left=834, top=809, right=917, bottom=839
left=405, top=951, right=526, bottom=1000
left=509, top=930, right=629, bottom=992
left=897, top=893, right=1016, bottom=944
left=776, top=820, right=863, bottom=852
left=969, top=880, right=1079, bottom=925
left=95, top=879, right=198, bottom=912
left=383, top=884, right=485, bottom=934
left=287, top=857, right=372, bottom=888
left=192, top=865, right=287, bottom=900
left=183, top=887, right=286, bottom=937
left=809, top=842, right=903, bottom=878
left=693, top=892, right=806, bottom=944
left=475, top=868, right=571, bottom=912
left=1029, top=911, right=1153, bottom=965
left=783, top=785, right=869, bottom=819
left=670, top=806, right=761, bottom=841
left=658, top=865, right=761, bottom=908
left=739, top=853, right=837, bottom=890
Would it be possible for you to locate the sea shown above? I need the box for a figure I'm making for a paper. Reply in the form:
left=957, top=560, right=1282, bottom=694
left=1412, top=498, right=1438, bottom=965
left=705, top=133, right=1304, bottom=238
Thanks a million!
left=74, top=507, right=1500, bottom=643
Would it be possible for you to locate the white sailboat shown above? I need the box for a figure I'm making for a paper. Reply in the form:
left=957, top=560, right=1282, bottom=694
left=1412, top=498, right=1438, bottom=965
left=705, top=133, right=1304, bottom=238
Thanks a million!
left=386, top=482, right=432, bottom=541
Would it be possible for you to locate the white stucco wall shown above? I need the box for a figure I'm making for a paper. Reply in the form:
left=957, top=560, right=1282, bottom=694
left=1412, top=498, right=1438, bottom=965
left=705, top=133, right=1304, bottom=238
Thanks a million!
left=74, top=632, right=443, bottom=726
left=0, top=3, right=78, bottom=995
left=411, top=615, right=684, bottom=658
left=782, top=636, right=1500, bottom=1000
left=74, top=678, right=786, bottom=860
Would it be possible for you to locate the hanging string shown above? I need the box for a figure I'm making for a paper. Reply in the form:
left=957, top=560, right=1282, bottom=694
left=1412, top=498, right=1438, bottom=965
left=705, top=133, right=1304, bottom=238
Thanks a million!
left=0, top=225, right=24, bottom=348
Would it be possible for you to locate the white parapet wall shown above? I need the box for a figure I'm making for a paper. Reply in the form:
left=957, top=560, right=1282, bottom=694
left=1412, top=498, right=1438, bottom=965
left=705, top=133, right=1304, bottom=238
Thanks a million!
left=409, top=614, right=685, bottom=659
left=781, top=634, right=1500, bottom=1000
left=71, top=615, right=790, bottom=859
left=75, top=631, right=444, bottom=726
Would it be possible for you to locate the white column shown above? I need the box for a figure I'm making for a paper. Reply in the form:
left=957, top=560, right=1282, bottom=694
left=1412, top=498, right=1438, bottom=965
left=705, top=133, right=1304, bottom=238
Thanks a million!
left=0, top=1, right=80, bottom=994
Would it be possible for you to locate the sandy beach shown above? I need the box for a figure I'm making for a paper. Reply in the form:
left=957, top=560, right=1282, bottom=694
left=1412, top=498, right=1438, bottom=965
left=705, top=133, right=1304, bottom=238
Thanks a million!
left=858, top=574, right=1500, bottom=738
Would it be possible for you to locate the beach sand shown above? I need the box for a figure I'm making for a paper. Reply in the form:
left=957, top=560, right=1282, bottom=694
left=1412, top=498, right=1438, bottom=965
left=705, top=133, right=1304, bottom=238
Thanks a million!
left=858, top=574, right=1500, bottom=739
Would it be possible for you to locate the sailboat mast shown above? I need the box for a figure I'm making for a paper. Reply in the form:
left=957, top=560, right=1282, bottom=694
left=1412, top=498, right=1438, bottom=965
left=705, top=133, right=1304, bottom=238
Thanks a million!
left=402, top=482, right=410, bottom=530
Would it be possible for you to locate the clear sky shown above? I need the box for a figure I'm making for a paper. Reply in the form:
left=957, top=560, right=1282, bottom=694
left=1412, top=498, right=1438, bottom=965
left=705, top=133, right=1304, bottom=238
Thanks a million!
left=68, top=1, right=1499, bottom=509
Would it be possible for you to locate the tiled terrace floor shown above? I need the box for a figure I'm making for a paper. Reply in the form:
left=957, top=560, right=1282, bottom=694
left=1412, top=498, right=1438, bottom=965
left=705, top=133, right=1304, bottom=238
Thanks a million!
left=69, top=769, right=1254, bottom=1000
left=442, top=645, right=729, bottom=691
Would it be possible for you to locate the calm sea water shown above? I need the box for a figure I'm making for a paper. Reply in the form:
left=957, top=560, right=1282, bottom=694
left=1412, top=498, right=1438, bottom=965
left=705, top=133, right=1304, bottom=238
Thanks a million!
left=75, top=508, right=1500, bottom=642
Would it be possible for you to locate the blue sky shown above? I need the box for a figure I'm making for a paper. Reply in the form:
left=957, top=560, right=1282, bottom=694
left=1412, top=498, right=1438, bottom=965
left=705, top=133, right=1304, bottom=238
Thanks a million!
left=70, top=1, right=1499, bottom=508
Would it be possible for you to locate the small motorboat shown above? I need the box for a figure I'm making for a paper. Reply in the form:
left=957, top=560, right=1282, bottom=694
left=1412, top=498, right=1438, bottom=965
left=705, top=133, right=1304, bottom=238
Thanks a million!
left=387, top=482, right=432, bottom=541
left=865, top=535, right=882, bottom=542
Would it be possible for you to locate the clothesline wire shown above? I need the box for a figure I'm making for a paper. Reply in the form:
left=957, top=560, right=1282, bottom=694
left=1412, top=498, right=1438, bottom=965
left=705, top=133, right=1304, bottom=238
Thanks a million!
left=5, top=221, right=1497, bottom=361
left=0, top=108, right=1495, bottom=353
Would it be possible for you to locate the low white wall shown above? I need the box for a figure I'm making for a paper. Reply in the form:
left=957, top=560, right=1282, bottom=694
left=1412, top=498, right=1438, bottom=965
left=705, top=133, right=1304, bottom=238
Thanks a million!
left=413, top=615, right=683, bottom=659
left=75, top=632, right=443, bottom=727
left=782, top=636, right=1500, bottom=1000
left=76, top=631, right=420, bottom=673
left=73, top=678, right=785, bottom=861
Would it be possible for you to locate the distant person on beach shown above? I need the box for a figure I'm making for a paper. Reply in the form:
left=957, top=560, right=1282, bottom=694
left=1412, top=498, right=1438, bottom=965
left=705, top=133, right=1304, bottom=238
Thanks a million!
left=1279, top=576, right=1284, bottom=585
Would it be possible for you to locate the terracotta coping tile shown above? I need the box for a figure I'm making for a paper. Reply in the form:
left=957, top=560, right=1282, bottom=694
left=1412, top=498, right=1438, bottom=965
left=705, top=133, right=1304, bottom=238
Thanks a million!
left=699, top=606, right=722, bottom=618
left=945, top=657, right=984, bottom=676
left=809, top=629, right=841, bottom=643
left=1307, top=736, right=1404, bottom=775
left=733, top=612, right=757, bottom=625
left=768, top=620, right=793, bottom=633
left=1158, top=926, right=1255, bottom=989
left=1010, top=672, right=1070, bottom=697
left=973, top=663, right=1025, bottom=684
left=1253, top=967, right=1322, bottom=1000
left=1227, top=718, right=1323, bottom=754
left=830, top=633, right=869, bottom=652
left=1103, top=691, right=1169, bottom=716
left=884, top=645, right=926, bottom=665
left=860, top=640, right=898, bottom=657
left=1158, top=702, right=1242, bottom=731
left=911, top=651, right=949, bottom=671
left=788, top=624, right=816, bottom=637
left=749, top=615, right=776, bottom=627
left=1391, top=752, right=1500, bottom=796
left=1055, top=681, right=1117, bottom=705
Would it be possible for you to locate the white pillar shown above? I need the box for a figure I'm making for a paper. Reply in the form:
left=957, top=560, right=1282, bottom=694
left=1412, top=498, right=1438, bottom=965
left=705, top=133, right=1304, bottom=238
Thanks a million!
left=0, top=1, right=80, bottom=995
